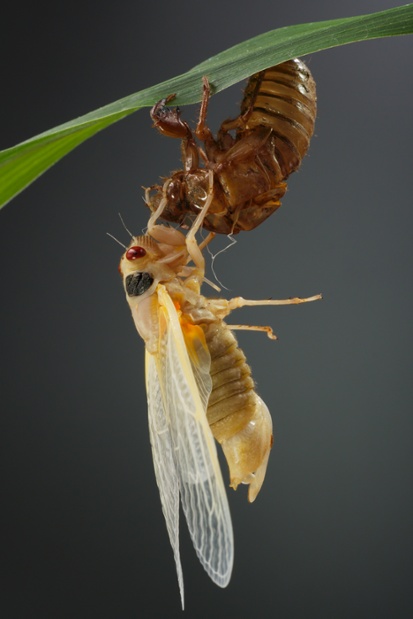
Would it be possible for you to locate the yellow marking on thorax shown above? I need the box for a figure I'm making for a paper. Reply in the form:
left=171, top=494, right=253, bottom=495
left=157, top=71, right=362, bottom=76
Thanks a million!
left=180, top=313, right=209, bottom=366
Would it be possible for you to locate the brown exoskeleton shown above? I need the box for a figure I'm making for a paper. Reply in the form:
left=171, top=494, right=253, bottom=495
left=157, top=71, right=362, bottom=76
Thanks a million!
left=146, top=58, right=317, bottom=234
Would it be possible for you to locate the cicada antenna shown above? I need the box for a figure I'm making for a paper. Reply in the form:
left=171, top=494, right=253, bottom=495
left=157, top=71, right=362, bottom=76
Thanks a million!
left=106, top=232, right=127, bottom=249
left=118, top=212, right=134, bottom=239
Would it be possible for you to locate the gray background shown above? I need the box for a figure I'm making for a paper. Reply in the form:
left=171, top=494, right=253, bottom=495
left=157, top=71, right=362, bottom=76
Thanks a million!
left=1, top=1, right=412, bottom=617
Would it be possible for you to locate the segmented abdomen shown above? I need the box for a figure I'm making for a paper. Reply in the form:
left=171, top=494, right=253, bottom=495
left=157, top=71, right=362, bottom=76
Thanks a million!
left=240, top=58, right=317, bottom=180
left=202, top=321, right=273, bottom=502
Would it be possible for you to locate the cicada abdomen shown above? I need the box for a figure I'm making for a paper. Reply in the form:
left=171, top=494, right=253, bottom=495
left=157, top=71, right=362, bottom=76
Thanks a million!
left=237, top=58, right=317, bottom=181
left=204, top=322, right=273, bottom=503
left=146, top=58, right=316, bottom=235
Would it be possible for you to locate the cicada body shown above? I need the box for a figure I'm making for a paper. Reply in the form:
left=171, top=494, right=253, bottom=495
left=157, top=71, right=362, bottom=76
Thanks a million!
left=203, top=321, right=273, bottom=501
left=119, top=185, right=321, bottom=606
left=146, top=58, right=316, bottom=234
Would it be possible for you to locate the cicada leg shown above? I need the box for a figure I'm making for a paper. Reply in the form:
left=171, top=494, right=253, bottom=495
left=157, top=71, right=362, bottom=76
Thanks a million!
left=195, top=77, right=214, bottom=141
left=150, top=94, right=189, bottom=139
left=227, top=294, right=323, bottom=312
left=198, top=231, right=216, bottom=252
left=226, top=324, right=278, bottom=340
left=185, top=169, right=215, bottom=271
left=146, top=180, right=169, bottom=231
left=207, top=293, right=322, bottom=323
left=145, top=179, right=187, bottom=250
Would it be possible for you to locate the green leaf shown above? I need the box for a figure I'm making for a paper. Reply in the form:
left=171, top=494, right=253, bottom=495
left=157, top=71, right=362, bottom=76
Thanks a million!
left=1, top=4, right=413, bottom=210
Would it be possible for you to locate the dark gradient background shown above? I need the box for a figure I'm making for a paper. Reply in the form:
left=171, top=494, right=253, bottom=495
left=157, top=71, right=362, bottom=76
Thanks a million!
left=1, top=2, right=412, bottom=618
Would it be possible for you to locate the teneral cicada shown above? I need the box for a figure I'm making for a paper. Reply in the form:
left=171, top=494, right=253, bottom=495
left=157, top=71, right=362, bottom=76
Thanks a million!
left=146, top=58, right=316, bottom=234
left=119, top=174, right=321, bottom=607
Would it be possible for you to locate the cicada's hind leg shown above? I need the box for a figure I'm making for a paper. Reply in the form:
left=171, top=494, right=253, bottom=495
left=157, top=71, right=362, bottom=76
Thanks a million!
left=227, top=294, right=323, bottom=312
left=207, top=293, right=322, bottom=332
left=227, top=324, right=278, bottom=340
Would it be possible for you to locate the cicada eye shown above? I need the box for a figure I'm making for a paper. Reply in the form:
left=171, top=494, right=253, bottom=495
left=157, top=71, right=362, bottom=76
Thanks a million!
left=126, top=246, right=146, bottom=261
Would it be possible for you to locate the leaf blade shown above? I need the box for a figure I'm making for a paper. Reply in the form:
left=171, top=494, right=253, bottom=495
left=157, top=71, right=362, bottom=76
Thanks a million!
left=1, top=4, right=412, bottom=210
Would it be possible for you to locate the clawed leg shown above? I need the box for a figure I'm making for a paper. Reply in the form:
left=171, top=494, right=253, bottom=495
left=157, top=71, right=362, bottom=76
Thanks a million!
left=150, top=94, right=191, bottom=139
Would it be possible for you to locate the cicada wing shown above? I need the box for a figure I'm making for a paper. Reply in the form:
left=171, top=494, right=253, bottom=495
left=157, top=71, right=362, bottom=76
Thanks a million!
left=156, top=285, right=234, bottom=588
left=145, top=350, right=184, bottom=608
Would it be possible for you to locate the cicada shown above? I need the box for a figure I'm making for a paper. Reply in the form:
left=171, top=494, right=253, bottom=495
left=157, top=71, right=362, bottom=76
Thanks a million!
left=119, top=173, right=321, bottom=607
left=146, top=58, right=317, bottom=234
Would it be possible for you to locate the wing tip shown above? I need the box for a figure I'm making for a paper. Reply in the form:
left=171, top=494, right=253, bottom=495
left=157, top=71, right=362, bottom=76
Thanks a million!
left=202, top=553, right=234, bottom=589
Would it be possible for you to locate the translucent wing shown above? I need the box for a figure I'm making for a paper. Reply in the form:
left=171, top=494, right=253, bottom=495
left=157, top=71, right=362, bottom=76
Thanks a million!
left=153, top=284, right=234, bottom=592
left=145, top=351, right=184, bottom=607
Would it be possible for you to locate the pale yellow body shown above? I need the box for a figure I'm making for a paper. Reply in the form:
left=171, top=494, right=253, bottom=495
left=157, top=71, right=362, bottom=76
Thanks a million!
left=204, top=322, right=273, bottom=502
left=119, top=172, right=321, bottom=605
left=120, top=224, right=276, bottom=501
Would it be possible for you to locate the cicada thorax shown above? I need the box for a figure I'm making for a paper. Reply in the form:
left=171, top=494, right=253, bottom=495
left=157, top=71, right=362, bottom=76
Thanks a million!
left=201, top=320, right=273, bottom=503
left=146, top=57, right=316, bottom=235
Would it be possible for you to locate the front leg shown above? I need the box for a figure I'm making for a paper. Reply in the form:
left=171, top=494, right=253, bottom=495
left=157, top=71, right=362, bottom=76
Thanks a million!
left=185, top=169, right=215, bottom=272
left=150, top=94, right=190, bottom=139
left=150, top=94, right=200, bottom=171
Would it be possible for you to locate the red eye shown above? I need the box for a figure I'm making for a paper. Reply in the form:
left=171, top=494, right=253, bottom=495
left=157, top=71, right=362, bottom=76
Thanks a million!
left=126, top=246, right=146, bottom=261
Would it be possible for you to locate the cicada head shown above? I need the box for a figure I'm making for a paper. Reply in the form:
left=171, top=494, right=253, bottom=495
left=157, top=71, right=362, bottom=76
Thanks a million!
left=119, top=235, right=169, bottom=299
left=145, top=171, right=205, bottom=230
left=119, top=235, right=159, bottom=274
